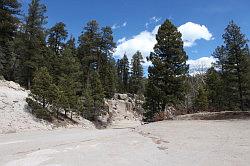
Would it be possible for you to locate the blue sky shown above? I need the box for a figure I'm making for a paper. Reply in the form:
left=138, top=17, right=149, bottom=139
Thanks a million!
left=20, top=0, right=250, bottom=73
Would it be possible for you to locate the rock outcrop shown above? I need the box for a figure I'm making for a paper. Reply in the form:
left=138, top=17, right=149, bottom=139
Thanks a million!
left=98, top=93, right=143, bottom=128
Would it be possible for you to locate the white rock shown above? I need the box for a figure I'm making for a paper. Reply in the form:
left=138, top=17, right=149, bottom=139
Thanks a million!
left=118, top=94, right=128, bottom=100
left=0, top=80, right=52, bottom=134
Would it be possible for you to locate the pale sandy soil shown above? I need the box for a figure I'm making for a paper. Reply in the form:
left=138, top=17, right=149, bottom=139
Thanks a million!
left=0, top=80, right=52, bottom=134
left=0, top=120, right=249, bottom=166
left=0, top=80, right=95, bottom=134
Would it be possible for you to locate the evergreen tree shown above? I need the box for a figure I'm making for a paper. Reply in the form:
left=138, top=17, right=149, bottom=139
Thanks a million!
left=117, top=54, right=130, bottom=93
left=194, top=87, right=208, bottom=112
left=99, top=26, right=117, bottom=98
left=20, top=0, right=47, bottom=89
left=31, top=67, right=56, bottom=109
left=90, top=71, right=105, bottom=118
left=0, top=0, right=21, bottom=79
left=78, top=21, right=117, bottom=116
left=212, top=45, right=227, bottom=72
left=82, top=85, right=94, bottom=119
left=100, top=58, right=117, bottom=98
left=144, top=20, right=189, bottom=121
left=78, top=20, right=101, bottom=86
left=246, top=56, right=250, bottom=110
left=48, top=22, right=68, bottom=55
left=222, top=21, right=250, bottom=111
left=206, top=67, right=224, bottom=111
left=54, top=39, right=82, bottom=117
left=0, top=0, right=20, bottom=43
left=66, top=36, right=76, bottom=53
left=47, top=22, right=69, bottom=84
left=78, top=20, right=117, bottom=99
left=130, top=51, right=144, bottom=94
left=0, top=41, right=17, bottom=80
left=25, top=0, right=47, bottom=43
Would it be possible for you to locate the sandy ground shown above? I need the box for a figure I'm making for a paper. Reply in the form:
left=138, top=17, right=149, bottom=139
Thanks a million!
left=0, top=80, right=52, bottom=134
left=0, top=80, right=96, bottom=134
left=0, top=120, right=249, bottom=166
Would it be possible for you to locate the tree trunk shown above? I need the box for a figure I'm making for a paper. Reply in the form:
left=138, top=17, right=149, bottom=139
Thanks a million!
left=27, top=77, right=31, bottom=90
left=42, top=97, right=45, bottom=108
left=237, top=68, right=244, bottom=111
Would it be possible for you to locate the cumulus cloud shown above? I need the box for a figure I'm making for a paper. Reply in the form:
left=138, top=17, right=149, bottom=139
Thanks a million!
left=114, top=26, right=159, bottom=66
left=178, top=22, right=213, bottom=47
left=112, top=22, right=127, bottom=30
left=187, top=56, right=216, bottom=75
left=114, top=21, right=213, bottom=70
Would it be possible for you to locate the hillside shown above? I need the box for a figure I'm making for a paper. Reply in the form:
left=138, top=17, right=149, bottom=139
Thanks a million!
left=0, top=80, right=142, bottom=134
left=0, top=80, right=52, bottom=134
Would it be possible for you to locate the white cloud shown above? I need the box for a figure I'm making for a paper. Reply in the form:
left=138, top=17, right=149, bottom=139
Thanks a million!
left=122, top=22, right=127, bottom=27
left=114, top=22, right=213, bottom=70
left=114, top=26, right=159, bottom=65
left=117, top=37, right=126, bottom=44
left=112, top=22, right=127, bottom=30
left=145, top=16, right=161, bottom=28
left=178, top=22, right=213, bottom=47
left=187, top=56, right=216, bottom=75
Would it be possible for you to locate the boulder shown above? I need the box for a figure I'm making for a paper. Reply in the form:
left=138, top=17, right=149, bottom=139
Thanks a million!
left=118, top=94, right=128, bottom=100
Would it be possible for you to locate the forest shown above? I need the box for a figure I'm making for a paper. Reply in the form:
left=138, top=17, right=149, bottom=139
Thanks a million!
left=1, top=0, right=250, bottom=123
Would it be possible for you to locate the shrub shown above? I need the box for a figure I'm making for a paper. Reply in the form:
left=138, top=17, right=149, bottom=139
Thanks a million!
left=26, top=98, right=53, bottom=122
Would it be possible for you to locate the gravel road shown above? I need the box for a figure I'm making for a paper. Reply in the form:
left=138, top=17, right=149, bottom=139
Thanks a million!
left=0, top=120, right=249, bottom=166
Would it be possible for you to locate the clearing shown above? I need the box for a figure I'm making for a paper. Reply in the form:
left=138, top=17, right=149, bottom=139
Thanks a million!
left=0, top=120, right=249, bottom=166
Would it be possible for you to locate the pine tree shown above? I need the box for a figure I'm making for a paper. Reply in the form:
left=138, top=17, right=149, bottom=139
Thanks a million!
left=25, top=0, right=47, bottom=43
left=54, top=38, right=82, bottom=117
left=90, top=71, right=105, bottom=118
left=100, top=58, right=117, bottom=98
left=99, top=26, right=117, bottom=98
left=194, top=87, right=208, bottom=112
left=130, top=51, right=144, bottom=94
left=212, top=45, right=227, bottom=72
left=0, top=0, right=21, bottom=80
left=0, top=0, right=21, bottom=43
left=246, top=56, right=250, bottom=110
left=78, top=20, right=117, bottom=99
left=20, top=0, right=47, bottom=89
left=66, top=36, right=76, bottom=53
left=31, top=67, right=56, bottom=108
left=206, top=67, right=224, bottom=111
left=0, top=41, right=17, bottom=80
left=82, top=85, right=94, bottom=119
left=78, top=20, right=101, bottom=86
left=222, top=21, right=250, bottom=111
left=78, top=20, right=114, bottom=119
left=48, top=22, right=68, bottom=55
left=47, top=22, right=69, bottom=84
left=144, top=20, right=189, bottom=121
left=117, top=54, right=130, bottom=93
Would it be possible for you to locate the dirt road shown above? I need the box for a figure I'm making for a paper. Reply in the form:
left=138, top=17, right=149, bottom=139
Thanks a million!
left=0, top=120, right=249, bottom=166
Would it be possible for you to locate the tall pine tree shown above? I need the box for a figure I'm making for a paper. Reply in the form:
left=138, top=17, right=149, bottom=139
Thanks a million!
left=205, top=67, right=224, bottom=111
left=222, top=21, right=249, bottom=111
left=48, top=22, right=68, bottom=55
left=130, top=51, right=144, bottom=94
left=117, top=54, right=130, bottom=93
left=20, top=0, right=47, bottom=89
left=144, top=20, right=189, bottom=121
left=0, top=0, right=21, bottom=80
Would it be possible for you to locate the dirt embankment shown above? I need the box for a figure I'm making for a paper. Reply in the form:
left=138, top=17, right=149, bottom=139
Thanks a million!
left=0, top=80, right=95, bottom=134
left=175, top=111, right=250, bottom=120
